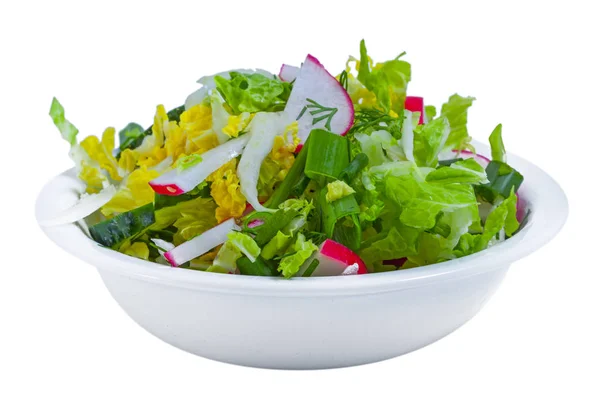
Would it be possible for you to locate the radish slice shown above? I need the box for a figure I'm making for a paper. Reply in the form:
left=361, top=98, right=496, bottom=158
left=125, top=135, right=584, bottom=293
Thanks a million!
left=38, top=185, right=117, bottom=227
left=297, top=239, right=368, bottom=277
left=149, top=135, right=251, bottom=196
left=164, top=218, right=240, bottom=267
left=451, top=150, right=491, bottom=168
left=516, top=192, right=527, bottom=223
left=150, top=238, right=175, bottom=256
left=405, top=96, right=425, bottom=125
left=283, top=55, right=354, bottom=144
left=278, top=64, right=300, bottom=82
left=237, top=112, right=285, bottom=212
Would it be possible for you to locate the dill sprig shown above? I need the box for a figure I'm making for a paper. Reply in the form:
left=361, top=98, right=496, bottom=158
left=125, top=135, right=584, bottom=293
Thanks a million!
left=297, top=98, right=339, bottom=131
left=348, top=108, right=403, bottom=138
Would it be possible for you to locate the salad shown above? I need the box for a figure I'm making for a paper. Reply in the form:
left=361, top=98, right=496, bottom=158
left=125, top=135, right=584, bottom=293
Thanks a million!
left=45, top=40, right=525, bottom=278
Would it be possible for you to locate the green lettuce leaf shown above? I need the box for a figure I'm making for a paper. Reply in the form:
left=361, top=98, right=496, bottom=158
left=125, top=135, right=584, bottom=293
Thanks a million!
left=426, top=158, right=489, bottom=185
left=214, top=72, right=291, bottom=114
left=359, top=224, right=420, bottom=272
left=227, top=231, right=261, bottom=262
left=488, top=123, right=506, bottom=163
left=357, top=40, right=411, bottom=114
left=213, top=241, right=242, bottom=271
left=278, top=234, right=318, bottom=278
left=261, top=231, right=293, bottom=260
left=413, top=117, right=450, bottom=167
left=425, top=105, right=437, bottom=122
left=49, top=97, right=79, bottom=146
left=440, top=94, right=476, bottom=151
left=385, top=174, right=478, bottom=230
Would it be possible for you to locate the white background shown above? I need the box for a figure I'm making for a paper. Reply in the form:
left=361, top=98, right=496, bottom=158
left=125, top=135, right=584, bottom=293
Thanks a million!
left=2, top=1, right=598, bottom=399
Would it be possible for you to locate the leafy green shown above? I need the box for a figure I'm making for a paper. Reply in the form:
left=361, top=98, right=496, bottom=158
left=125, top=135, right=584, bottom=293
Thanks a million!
left=426, top=158, right=489, bottom=185
left=357, top=40, right=411, bottom=114
left=214, top=72, right=291, bottom=114
left=278, top=234, right=318, bottom=278
left=489, top=123, right=506, bottom=163
left=237, top=256, right=278, bottom=276
left=477, top=161, right=524, bottom=202
left=360, top=224, right=420, bottom=272
left=261, top=231, right=293, bottom=260
left=424, top=105, right=437, bottom=122
left=118, top=123, right=144, bottom=152
left=385, top=174, right=478, bottom=230
left=413, top=117, right=450, bottom=167
left=213, top=241, right=242, bottom=271
left=49, top=97, right=79, bottom=146
left=89, top=203, right=155, bottom=248
left=440, top=94, right=476, bottom=151
left=227, top=231, right=261, bottom=262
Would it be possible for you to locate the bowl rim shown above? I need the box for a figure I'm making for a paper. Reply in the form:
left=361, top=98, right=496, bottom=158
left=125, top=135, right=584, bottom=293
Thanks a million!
left=36, top=140, right=568, bottom=296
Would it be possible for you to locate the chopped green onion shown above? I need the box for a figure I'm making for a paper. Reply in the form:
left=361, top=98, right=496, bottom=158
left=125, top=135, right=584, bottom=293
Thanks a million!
left=305, top=129, right=350, bottom=186
left=318, top=188, right=361, bottom=251
left=89, top=203, right=156, bottom=248
left=477, top=160, right=524, bottom=202
left=264, top=138, right=310, bottom=208
left=302, top=259, right=320, bottom=277
left=253, top=209, right=299, bottom=247
left=437, top=158, right=463, bottom=167
left=236, top=256, right=279, bottom=276
left=338, top=153, right=369, bottom=183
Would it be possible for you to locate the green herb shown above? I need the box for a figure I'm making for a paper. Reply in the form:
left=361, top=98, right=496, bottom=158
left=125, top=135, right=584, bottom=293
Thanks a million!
left=338, top=153, right=369, bottom=183
left=339, top=70, right=349, bottom=91
left=264, top=137, right=310, bottom=208
left=297, top=98, right=338, bottom=131
left=236, top=256, right=279, bottom=277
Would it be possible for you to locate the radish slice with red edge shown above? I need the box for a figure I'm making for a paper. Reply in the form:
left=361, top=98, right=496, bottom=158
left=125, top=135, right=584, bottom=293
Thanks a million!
left=405, top=96, right=425, bottom=125
left=297, top=239, right=367, bottom=277
left=38, top=185, right=117, bottom=227
left=283, top=55, right=354, bottom=144
left=279, top=64, right=300, bottom=82
left=164, top=218, right=240, bottom=267
left=149, top=135, right=250, bottom=196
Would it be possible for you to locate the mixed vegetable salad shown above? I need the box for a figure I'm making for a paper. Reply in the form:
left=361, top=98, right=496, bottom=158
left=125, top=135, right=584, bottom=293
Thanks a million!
left=45, top=40, right=525, bottom=278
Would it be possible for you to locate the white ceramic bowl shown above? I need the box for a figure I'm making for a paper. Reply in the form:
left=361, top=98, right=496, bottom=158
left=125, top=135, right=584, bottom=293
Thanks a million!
left=36, top=141, right=568, bottom=369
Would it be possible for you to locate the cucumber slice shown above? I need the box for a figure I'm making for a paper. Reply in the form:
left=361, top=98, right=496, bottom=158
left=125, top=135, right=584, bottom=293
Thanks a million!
left=89, top=203, right=155, bottom=248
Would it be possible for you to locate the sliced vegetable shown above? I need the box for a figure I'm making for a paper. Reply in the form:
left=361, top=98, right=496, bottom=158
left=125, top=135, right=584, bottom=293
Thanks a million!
left=283, top=55, right=354, bottom=143
left=278, top=64, right=300, bottom=82
left=237, top=112, right=285, bottom=212
left=164, top=218, right=240, bottom=267
left=89, top=203, right=155, bottom=248
left=237, top=256, right=278, bottom=276
left=405, top=96, right=425, bottom=124
left=149, top=134, right=250, bottom=195
left=278, top=233, right=318, bottom=278
left=298, top=239, right=367, bottom=277
left=264, top=138, right=310, bottom=208
left=305, top=129, right=350, bottom=185
left=319, top=188, right=361, bottom=251
left=39, top=185, right=117, bottom=227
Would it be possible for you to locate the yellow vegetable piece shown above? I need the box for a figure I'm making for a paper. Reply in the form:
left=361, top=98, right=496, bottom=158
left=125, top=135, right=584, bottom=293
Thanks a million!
left=325, top=180, right=356, bottom=203
left=121, top=241, right=150, bottom=260
left=222, top=112, right=253, bottom=138
left=80, top=127, right=122, bottom=181
left=207, top=159, right=247, bottom=223
left=101, top=166, right=159, bottom=216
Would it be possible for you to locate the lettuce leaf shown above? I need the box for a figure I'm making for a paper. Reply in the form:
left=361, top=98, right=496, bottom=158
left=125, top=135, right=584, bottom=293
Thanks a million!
left=49, top=97, right=79, bottom=146
left=357, top=40, right=411, bottom=114
left=214, top=72, right=291, bottom=114
left=413, top=117, right=450, bottom=167
left=426, top=158, right=489, bottom=185
left=359, top=224, right=420, bottom=272
left=278, top=234, right=318, bottom=278
left=227, top=231, right=261, bottom=262
left=488, top=123, right=506, bottom=163
left=440, top=94, right=476, bottom=151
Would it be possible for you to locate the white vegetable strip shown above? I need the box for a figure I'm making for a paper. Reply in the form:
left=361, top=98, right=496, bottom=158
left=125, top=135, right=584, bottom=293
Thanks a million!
left=164, top=219, right=240, bottom=267
left=278, top=64, right=300, bottom=82
left=401, top=110, right=415, bottom=162
left=237, top=112, right=285, bottom=212
left=149, top=135, right=250, bottom=195
left=38, top=185, right=117, bottom=227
